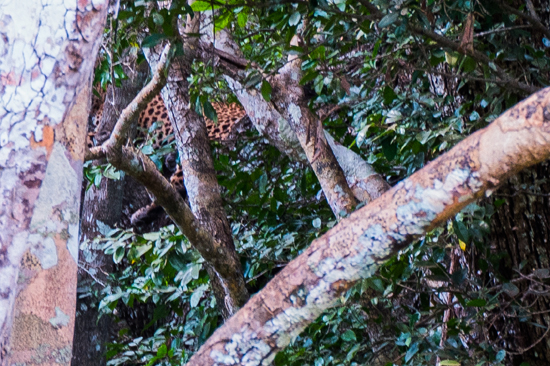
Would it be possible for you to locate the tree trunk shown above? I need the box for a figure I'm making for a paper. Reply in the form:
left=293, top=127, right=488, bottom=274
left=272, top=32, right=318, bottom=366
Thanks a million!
left=144, top=18, right=249, bottom=319
left=0, top=1, right=107, bottom=364
left=490, top=162, right=550, bottom=365
left=72, top=64, right=147, bottom=366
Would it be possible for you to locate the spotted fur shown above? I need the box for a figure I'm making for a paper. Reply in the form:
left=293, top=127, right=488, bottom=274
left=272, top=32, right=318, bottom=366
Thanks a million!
left=88, top=91, right=249, bottom=226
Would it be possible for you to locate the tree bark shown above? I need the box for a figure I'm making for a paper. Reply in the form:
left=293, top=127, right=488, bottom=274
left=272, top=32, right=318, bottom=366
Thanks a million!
left=184, top=88, right=550, bottom=366
left=269, top=36, right=358, bottom=217
left=87, top=44, right=249, bottom=320
left=0, top=1, right=108, bottom=364
left=72, top=64, right=148, bottom=366
left=143, top=15, right=249, bottom=319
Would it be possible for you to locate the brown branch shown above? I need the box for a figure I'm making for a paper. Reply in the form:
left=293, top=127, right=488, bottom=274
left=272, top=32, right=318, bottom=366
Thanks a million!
left=105, top=146, right=245, bottom=284
left=409, top=24, right=540, bottom=95
left=85, top=43, right=172, bottom=162
left=495, top=1, right=550, bottom=40
left=84, top=41, right=246, bottom=301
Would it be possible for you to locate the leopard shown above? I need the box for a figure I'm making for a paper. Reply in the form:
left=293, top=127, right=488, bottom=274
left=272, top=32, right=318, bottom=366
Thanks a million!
left=88, top=90, right=249, bottom=226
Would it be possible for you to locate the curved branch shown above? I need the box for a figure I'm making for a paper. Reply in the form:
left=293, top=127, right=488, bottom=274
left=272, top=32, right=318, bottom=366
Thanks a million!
left=85, top=43, right=171, bottom=162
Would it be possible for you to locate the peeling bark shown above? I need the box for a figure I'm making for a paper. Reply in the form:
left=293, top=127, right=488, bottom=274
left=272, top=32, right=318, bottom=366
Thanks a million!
left=185, top=88, right=550, bottom=366
left=0, top=1, right=108, bottom=364
left=144, top=15, right=248, bottom=319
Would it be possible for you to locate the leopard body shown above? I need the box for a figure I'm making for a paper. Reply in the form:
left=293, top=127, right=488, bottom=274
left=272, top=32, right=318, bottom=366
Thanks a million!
left=89, top=91, right=248, bottom=225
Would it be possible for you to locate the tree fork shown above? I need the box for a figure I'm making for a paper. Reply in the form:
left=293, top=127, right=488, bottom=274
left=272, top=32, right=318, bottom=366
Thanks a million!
left=87, top=44, right=248, bottom=319
left=185, top=88, right=550, bottom=366
left=144, top=11, right=249, bottom=319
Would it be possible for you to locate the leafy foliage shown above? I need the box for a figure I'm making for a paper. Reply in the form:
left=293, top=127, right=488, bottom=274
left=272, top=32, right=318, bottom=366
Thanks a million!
left=86, top=0, right=550, bottom=365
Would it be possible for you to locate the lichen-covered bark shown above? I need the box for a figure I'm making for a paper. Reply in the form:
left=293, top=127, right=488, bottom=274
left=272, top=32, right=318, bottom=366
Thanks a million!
left=144, top=18, right=249, bottom=318
left=0, top=1, right=108, bottom=364
left=185, top=88, right=550, bottom=366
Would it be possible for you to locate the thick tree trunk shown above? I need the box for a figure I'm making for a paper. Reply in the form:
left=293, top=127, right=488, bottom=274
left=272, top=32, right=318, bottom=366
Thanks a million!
left=185, top=89, right=550, bottom=366
left=72, top=65, right=147, bottom=366
left=144, top=18, right=249, bottom=319
left=0, top=1, right=107, bottom=365
left=490, top=163, right=550, bottom=365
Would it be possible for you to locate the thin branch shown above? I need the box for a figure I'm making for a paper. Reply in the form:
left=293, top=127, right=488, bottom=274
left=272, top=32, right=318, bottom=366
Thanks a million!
left=474, top=25, right=531, bottom=38
left=355, top=0, right=540, bottom=95
left=409, top=24, right=540, bottom=95
left=88, top=43, right=172, bottom=159
left=495, top=0, right=550, bottom=39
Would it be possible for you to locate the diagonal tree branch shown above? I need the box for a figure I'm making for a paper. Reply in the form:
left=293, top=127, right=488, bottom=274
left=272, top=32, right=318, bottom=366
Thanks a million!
left=494, top=0, right=550, bottom=40
left=354, top=1, right=540, bottom=95
left=205, top=29, right=390, bottom=205
left=184, top=87, right=550, bottom=366
left=143, top=9, right=249, bottom=319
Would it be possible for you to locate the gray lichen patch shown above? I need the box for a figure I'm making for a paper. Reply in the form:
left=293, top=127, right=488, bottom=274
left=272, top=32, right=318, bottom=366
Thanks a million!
left=49, top=307, right=70, bottom=328
left=30, top=142, right=79, bottom=231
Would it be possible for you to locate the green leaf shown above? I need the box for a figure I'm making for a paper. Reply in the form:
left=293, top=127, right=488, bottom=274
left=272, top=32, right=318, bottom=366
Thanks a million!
left=190, top=284, right=208, bottom=307
left=244, top=73, right=263, bottom=89
left=113, top=246, right=125, bottom=264
left=405, top=342, right=419, bottom=362
left=454, top=220, right=470, bottom=243
left=191, top=1, right=221, bottom=11
left=466, top=299, right=487, bottom=307
left=141, top=34, right=167, bottom=48
left=381, top=138, right=397, bottom=161
left=462, top=56, right=476, bottom=73
left=152, top=13, right=164, bottom=25
left=145, top=356, right=159, bottom=366
left=261, top=80, right=272, bottom=102
left=215, top=12, right=231, bottom=31
left=157, top=344, right=167, bottom=358
left=300, top=71, right=319, bottom=86
left=143, top=232, right=160, bottom=241
left=237, top=12, right=248, bottom=28
left=203, top=101, right=218, bottom=123
left=289, top=12, right=301, bottom=26
left=495, top=350, right=506, bottom=362
left=341, top=329, right=356, bottom=342
left=312, top=218, right=321, bottom=229
left=378, top=12, right=399, bottom=28
left=383, top=86, right=397, bottom=105
left=258, top=173, right=268, bottom=194
left=439, top=361, right=461, bottom=366
left=502, top=282, right=519, bottom=297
